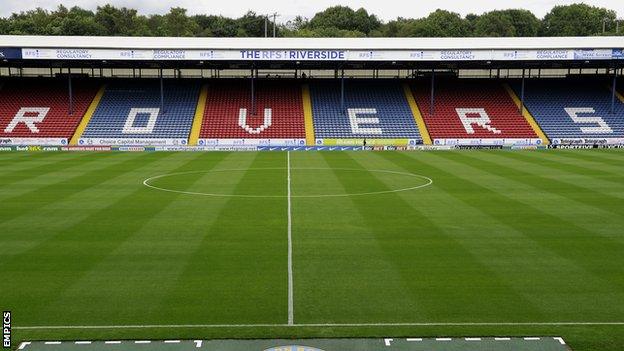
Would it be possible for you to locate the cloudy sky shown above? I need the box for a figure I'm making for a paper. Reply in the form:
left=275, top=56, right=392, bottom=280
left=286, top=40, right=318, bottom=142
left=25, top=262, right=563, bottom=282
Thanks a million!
left=1, top=0, right=622, bottom=21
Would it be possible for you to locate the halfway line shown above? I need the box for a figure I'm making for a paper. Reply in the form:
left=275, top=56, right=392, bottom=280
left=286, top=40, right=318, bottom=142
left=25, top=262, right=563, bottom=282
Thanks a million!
left=287, top=151, right=294, bottom=325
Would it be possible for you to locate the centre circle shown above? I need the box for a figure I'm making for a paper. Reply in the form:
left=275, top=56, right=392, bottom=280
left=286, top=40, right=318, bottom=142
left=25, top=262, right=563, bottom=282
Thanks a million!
left=143, top=168, right=433, bottom=198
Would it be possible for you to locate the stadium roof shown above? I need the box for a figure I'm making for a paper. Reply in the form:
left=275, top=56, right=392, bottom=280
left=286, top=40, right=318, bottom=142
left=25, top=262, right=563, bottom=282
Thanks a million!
left=1, top=35, right=623, bottom=50
left=1, top=35, right=622, bottom=70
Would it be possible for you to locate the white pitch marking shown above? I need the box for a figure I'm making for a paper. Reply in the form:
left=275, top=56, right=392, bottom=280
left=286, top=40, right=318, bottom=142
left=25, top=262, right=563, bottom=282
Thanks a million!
left=194, top=340, right=203, bottom=348
left=142, top=168, right=433, bottom=198
left=164, top=340, right=181, bottom=343
left=383, top=338, right=393, bottom=346
left=15, top=321, right=624, bottom=330
left=406, top=338, right=422, bottom=342
left=436, top=338, right=452, bottom=341
left=104, top=341, right=121, bottom=344
left=554, top=337, right=566, bottom=345
left=75, top=341, right=92, bottom=345
left=44, top=342, right=61, bottom=345
left=495, top=337, right=511, bottom=341
left=287, top=152, right=294, bottom=325
left=524, top=337, right=540, bottom=341
left=135, top=341, right=151, bottom=344
left=465, top=338, right=481, bottom=341
left=18, top=342, right=31, bottom=350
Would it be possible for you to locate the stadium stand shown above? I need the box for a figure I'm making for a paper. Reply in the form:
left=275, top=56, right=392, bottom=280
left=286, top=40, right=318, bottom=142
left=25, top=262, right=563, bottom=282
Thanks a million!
left=198, top=80, right=306, bottom=145
left=0, top=79, right=99, bottom=144
left=411, top=79, right=539, bottom=144
left=310, top=80, right=422, bottom=142
left=79, top=80, right=200, bottom=145
left=514, top=79, right=624, bottom=142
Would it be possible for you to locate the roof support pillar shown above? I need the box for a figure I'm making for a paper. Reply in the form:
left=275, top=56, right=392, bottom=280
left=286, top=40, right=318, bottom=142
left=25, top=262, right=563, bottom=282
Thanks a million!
left=429, top=69, right=435, bottom=116
left=68, top=67, right=74, bottom=116
left=251, top=67, right=256, bottom=115
left=159, top=68, right=164, bottom=113
left=611, top=69, right=617, bottom=115
left=340, top=69, right=345, bottom=113
left=520, top=69, right=526, bottom=115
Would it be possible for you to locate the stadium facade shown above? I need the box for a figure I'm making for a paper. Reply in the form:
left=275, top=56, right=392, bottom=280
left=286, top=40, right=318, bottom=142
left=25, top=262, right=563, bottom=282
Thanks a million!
left=0, top=35, right=623, bottom=150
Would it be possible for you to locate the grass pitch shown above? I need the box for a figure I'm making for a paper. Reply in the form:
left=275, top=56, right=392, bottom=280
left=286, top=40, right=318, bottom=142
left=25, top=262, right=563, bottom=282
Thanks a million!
left=1, top=150, right=623, bottom=351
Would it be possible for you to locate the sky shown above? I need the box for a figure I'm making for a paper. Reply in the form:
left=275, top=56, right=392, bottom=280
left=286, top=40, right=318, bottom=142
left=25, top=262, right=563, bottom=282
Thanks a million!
left=1, top=0, right=623, bottom=21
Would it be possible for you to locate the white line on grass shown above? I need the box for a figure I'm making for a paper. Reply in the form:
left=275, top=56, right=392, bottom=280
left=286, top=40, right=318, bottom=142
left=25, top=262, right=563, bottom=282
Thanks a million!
left=142, top=168, right=432, bottom=198
left=14, top=321, right=624, bottom=330
left=18, top=342, right=31, bottom=350
left=287, top=152, right=294, bottom=325
left=104, top=341, right=121, bottom=344
left=554, top=337, right=566, bottom=345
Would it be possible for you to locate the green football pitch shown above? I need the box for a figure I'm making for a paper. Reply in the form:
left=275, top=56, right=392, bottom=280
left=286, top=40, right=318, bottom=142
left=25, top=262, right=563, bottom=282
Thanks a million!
left=1, top=150, right=623, bottom=351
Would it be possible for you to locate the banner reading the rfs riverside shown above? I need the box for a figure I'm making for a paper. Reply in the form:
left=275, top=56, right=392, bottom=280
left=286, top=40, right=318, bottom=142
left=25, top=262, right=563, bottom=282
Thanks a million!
left=20, top=48, right=624, bottom=61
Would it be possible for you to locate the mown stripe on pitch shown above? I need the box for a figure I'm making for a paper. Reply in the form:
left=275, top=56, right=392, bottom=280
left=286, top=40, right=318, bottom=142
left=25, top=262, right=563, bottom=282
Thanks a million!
left=558, top=149, right=624, bottom=164
left=0, top=153, right=177, bottom=256
left=0, top=150, right=56, bottom=163
left=293, top=152, right=426, bottom=321
left=0, top=152, right=153, bottom=223
left=440, top=151, right=624, bottom=244
left=381, top=151, right=624, bottom=316
left=0, top=152, right=98, bottom=187
left=504, top=152, right=624, bottom=184
left=500, top=150, right=624, bottom=196
left=160, top=152, right=287, bottom=324
left=397, top=151, right=624, bottom=292
left=0, top=152, right=226, bottom=322
left=48, top=152, right=233, bottom=322
left=452, top=151, right=624, bottom=217
left=548, top=149, right=624, bottom=168
left=365, top=151, right=609, bottom=312
left=320, top=152, right=544, bottom=321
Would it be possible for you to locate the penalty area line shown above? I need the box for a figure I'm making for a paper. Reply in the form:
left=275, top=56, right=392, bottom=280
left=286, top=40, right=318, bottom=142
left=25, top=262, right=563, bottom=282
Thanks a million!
left=13, top=321, right=624, bottom=330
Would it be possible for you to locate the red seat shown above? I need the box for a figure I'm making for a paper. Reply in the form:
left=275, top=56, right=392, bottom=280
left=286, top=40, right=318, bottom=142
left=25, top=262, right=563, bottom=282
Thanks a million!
left=0, top=80, right=98, bottom=140
left=200, top=81, right=306, bottom=139
left=412, top=81, right=538, bottom=140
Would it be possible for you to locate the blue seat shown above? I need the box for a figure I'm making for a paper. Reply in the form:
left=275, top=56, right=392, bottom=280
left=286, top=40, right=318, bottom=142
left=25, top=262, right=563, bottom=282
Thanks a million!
left=82, top=80, right=199, bottom=140
left=513, top=80, right=624, bottom=140
left=310, top=80, right=422, bottom=141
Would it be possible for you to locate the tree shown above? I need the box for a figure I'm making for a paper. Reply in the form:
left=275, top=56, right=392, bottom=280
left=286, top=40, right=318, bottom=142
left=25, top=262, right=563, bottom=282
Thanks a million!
left=95, top=5, right=150, bottom=36
left=290, top=27, right=366, bottom=37
left=473, top=10, right=540, bottom=37
left=194, top=15, right=239, bottom=37
left=401, top=10, right=469, bottom=37
left=58, top=6, right=103, bottom=36
left=159, top=7, right=199, bottom=37
left=542, top=3, right=617, bottom=36
left=236, top=11, right=270, bottom=37
left=308, top=6, right=381, bottom=35
left=378, top=18, right=418, bottom=37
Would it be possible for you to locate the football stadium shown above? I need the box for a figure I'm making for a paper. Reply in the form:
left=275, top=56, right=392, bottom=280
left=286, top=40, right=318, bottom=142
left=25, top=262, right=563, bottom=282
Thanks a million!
left=1, top=4, right=624, bottom=351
